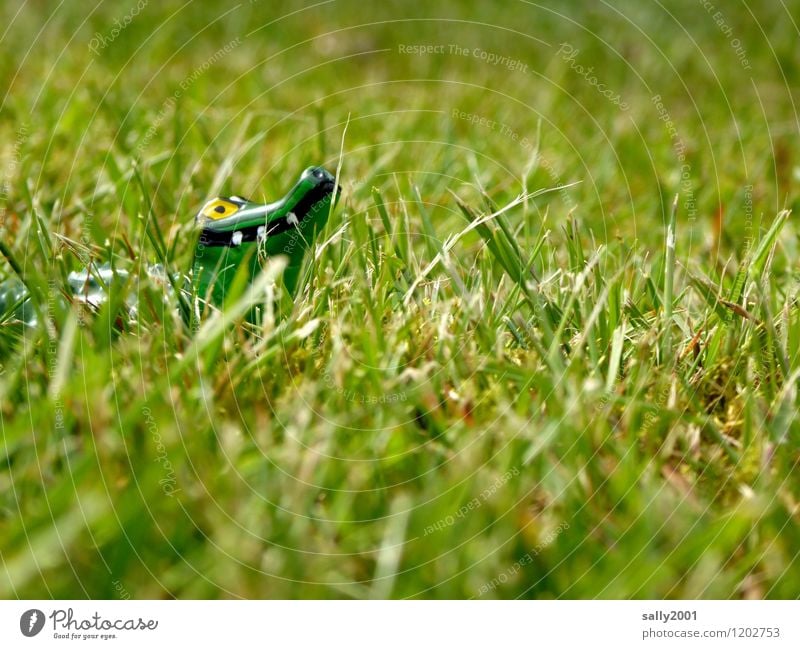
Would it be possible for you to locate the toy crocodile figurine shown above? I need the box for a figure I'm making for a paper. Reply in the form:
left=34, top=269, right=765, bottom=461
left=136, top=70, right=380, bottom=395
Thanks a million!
left=0, top=166, right=338, bottom=329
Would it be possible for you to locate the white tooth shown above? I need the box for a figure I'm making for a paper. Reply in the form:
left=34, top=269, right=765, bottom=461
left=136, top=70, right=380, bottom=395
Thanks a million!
left=231, top=231, right=243, bottom=246
left=286, top=212, right=298, bottom=226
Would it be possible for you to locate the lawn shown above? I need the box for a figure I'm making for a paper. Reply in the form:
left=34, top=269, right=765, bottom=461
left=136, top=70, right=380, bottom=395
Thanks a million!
left=1, top=0, right=799, bottom=598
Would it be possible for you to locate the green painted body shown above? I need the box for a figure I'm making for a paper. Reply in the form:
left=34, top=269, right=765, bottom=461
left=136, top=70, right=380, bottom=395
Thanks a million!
left=0, top=166, right=338, bottom=329
left=193, top=166, right=338, bottom=307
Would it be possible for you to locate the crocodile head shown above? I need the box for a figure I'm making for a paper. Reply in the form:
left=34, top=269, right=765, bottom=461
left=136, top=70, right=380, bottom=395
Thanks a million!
left=192, top=166, right=339, bottom=308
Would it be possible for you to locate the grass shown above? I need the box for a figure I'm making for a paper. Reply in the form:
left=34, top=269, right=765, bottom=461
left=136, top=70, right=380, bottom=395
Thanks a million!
left=1, top=0, right=799, bottom=598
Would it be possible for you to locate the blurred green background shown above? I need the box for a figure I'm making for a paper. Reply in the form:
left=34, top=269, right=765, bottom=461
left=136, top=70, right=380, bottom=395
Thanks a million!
left=0, top=0, right=798, bottom=598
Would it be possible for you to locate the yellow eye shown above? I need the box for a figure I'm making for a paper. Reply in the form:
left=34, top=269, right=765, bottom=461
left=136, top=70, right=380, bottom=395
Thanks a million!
left=201, top=198, right=239, bottom=220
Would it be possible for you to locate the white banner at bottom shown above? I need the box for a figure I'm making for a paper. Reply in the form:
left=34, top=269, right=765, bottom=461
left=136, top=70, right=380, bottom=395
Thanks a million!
left=0, top=600, right=796, bottom=648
